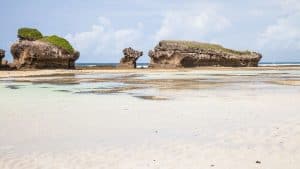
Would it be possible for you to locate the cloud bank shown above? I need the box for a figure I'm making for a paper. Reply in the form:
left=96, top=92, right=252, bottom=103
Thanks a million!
left=154, top=3, right=231, bottom=41
left=60, top=0, right=300, bottom=62
left=65, top=17, right=144, bottom=62
left=66, top=2, right=232, bottom=62
left=258, top=0, right=300, bottom=50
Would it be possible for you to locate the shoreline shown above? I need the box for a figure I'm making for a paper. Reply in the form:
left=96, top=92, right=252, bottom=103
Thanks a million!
left=1, top=65, right=300, bottom=169
left=1, top=66, right=300, bottom=78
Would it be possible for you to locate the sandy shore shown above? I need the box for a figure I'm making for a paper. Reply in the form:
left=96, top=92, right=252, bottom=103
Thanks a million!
left=0, top=67, right=300, bottom=169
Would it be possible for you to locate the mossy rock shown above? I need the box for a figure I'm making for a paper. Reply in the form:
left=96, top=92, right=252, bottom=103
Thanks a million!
left=161, top=40, right=252, bottom=55
left=18, top=28, right=43, bottom=41
left=40, top=35, right=75, bottom=54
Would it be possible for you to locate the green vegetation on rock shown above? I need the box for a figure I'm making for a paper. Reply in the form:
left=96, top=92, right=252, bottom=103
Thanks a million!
left=161, top=40, right=251, bottom=55
left=40, top=35, right=74, bottom=54
left=18, top=28, right=43, bottom=41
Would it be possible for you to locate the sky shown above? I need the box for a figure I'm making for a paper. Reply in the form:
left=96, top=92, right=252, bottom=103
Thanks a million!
left=0, top=0, right=300, bottom=63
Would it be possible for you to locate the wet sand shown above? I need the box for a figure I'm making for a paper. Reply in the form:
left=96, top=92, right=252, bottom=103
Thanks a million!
left=1, top=66, right=300, bottom=78
left=0, top=67, right=300, bottom=169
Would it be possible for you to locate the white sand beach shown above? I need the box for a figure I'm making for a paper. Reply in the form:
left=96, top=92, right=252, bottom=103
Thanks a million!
left=0, top=67, right=300, bottom=169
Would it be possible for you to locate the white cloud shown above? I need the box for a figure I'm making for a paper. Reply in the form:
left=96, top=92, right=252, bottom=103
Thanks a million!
left=259, top=14, right=300, bottom=49
left=154, top=3, right=231, bottom=41
left=258, top=0, right=300, bottom=50
left=279, top=0, right=300, bottom=11
left=65, top=17, right=143, bottom=62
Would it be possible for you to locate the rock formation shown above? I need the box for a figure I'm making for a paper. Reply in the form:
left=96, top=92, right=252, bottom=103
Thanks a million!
left=10, top=28, right=79, bottom=69
left=11, top=40, right=79, bottom=69
left=0, top=49, right=14, bottom=70
left=0, top=49, right=6, bottom=69
left=0, top=49, right=4, bottom=64
left=118, top=47, right=143, bottom=68
left=148, top=40, right=262, bottom=68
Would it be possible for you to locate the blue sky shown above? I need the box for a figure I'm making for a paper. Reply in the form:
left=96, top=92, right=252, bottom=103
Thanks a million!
left=1, top=0, right=299, bottom=63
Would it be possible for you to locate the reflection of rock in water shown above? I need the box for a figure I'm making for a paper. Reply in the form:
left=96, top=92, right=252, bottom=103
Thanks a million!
left=53, top=89, right=72, bottom=93
left=6, top=85, right=24, bottom=90
left=75, top=86, right=144, bottom=95
left=133, top=95, right=170, bottom=100
left=31, top=78, right=80, bottom=85
left=25, top=73, right=75, bottom=78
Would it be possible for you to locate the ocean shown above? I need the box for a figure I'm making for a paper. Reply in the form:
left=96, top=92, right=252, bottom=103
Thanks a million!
left=76, top=62, right=300, bottom=68
left=76, top=63, right=149, bottom=68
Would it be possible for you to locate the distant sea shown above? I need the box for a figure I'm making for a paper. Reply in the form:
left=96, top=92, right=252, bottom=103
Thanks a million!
left=76, top=62, right=300, bottom=68
left=76, top=63, right=149, bottom=68
left=259, top=62, right=300, bottom=66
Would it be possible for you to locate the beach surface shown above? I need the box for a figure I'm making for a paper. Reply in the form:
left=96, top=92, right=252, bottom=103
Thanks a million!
left=0, top=67, right=300, bottom=169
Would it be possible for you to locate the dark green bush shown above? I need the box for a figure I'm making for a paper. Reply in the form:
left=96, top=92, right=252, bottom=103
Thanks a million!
left=18, top=27, right=43, bottom=41
left=40, top=35, right=74, bottom=54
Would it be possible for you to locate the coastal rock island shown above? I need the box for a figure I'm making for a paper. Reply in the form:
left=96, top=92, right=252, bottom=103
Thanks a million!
left=149, top=40, right=262, bottom=68
left=11, top=28, right=79, bottom=69
left=118, top=47, right=143, bottom=68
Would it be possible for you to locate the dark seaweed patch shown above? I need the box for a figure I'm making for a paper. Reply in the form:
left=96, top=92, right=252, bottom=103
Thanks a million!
left=133, top=95, right=169, bottom=100
left=5, top=85, right=24, bottom=89
left=53, top=89, right=72, bottom=93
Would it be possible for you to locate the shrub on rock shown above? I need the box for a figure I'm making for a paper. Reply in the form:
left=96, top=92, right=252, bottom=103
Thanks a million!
left=17, top=27, right=43, bottom=41
left=40, top=35, right=74, bottom=54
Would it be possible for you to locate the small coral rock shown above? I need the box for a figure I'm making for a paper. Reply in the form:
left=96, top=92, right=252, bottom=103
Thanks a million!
left=118, top=47, right=143, bottom=68
left=0, top=49, right=4, bottom=60
left=0, top=49, right=5, bottom=69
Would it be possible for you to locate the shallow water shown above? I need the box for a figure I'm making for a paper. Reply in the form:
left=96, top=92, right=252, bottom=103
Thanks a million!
left=0, top=69, right=300, bottom=169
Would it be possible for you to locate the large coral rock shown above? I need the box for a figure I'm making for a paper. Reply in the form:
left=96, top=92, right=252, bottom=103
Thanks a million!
left=11, top=40, right=79, bottom=69
left=118, top=47, right=143, bottom=68
left=148, top=40, right=262, bottom=68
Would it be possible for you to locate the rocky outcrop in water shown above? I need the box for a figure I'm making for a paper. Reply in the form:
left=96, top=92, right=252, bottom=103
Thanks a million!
left=148, top=40, right=262, bottom=68
left=10, top=28, right=79, bottom=70
left=11, top=40, right=79, bottom=69
left=117, top=47, right=143, bottom=68
left=0, top=49, right=4, bottom=63
left=0, top=49, right=9, bottom=70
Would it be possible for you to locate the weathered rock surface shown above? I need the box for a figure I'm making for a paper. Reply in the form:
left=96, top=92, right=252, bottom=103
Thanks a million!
left=0, top=49, right=8, bottom=70
left=11, top=40, right=79, bottom=69
left=118, top=47, right=143, bottom=68
left=0, top=49, right=4, bottom=62
left=149, top=40, right=262, bottom=68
